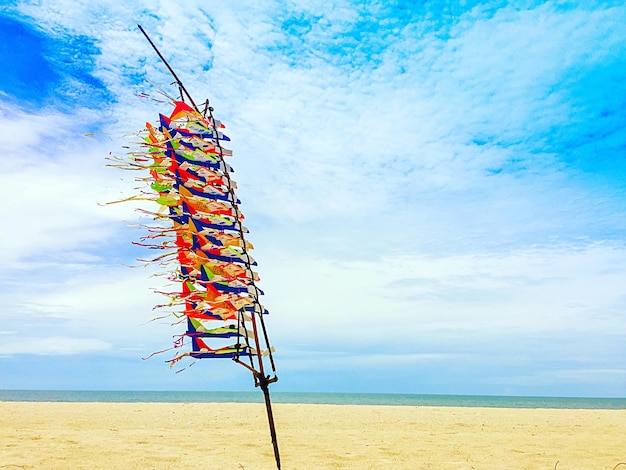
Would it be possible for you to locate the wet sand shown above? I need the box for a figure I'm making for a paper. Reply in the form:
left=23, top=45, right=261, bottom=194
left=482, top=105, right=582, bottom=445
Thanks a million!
left=1, top=402, right=625, bottom=469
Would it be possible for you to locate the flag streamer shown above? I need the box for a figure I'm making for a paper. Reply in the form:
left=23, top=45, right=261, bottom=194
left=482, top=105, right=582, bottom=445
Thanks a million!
left=110, top=100, right=277, bottom=376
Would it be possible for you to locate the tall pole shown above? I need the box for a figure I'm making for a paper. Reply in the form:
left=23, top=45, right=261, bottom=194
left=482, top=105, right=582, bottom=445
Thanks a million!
left=137, top=24, right=281, bottom=470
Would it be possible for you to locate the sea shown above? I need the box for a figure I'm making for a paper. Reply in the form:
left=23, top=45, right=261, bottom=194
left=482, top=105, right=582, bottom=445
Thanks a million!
left=1, top=390, right=625, bottom=409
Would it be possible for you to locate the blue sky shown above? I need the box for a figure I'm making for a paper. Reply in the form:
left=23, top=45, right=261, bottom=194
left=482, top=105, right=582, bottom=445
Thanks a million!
left=0, top=0, right=624, bottom=397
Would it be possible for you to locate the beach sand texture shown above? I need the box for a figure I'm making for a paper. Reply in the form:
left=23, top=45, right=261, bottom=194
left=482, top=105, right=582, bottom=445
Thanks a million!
left=1, top=402, right=625, bottom=469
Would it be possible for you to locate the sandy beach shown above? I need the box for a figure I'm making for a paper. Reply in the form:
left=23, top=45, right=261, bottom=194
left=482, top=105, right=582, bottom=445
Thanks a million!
left=1, top=402, right=624, bottom=469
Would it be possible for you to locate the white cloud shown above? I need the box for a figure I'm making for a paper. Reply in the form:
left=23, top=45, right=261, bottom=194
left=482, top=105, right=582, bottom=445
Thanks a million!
left=259, top=243, right=626, bottom=353
left=0, top=337, right=111, bottom=355
left=0, top=104, right=143, bottom=270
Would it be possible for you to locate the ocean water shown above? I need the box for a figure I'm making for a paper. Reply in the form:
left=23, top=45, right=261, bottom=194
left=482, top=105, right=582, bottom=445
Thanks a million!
left=1, top=390, right=625, bottom=409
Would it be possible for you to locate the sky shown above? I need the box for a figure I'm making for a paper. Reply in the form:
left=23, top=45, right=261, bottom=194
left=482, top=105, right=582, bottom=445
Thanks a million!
left=0, top=0, right=624, bottom=397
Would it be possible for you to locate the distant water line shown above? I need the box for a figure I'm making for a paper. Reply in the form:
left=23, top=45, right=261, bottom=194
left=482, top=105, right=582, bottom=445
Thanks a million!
left=1, top=390, right=625, bottom=409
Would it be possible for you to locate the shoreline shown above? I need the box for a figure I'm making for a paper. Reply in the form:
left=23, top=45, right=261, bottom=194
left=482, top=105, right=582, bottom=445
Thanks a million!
left=2, top=402, right=625, bottom=469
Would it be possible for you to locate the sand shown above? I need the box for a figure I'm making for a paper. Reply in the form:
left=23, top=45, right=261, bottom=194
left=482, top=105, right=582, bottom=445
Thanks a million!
left=1, top=402, right=624, bottom=469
